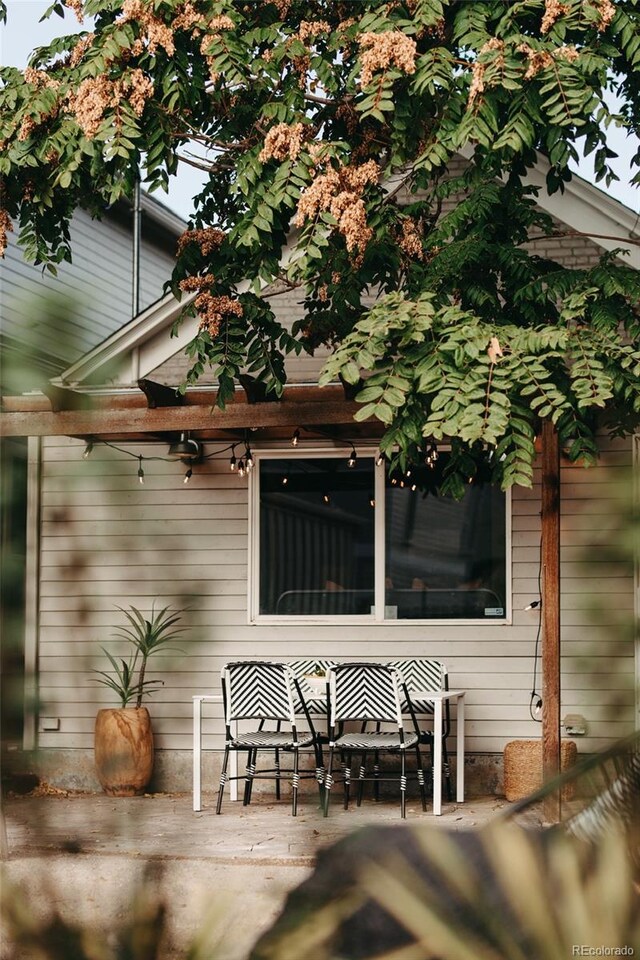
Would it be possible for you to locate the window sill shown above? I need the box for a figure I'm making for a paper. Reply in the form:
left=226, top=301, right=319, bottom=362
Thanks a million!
left=249, top=615, right=512, bottom=626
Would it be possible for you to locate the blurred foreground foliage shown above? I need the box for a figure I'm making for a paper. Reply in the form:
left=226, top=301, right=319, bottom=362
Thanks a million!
left=2, top=817, right=639, bottom=960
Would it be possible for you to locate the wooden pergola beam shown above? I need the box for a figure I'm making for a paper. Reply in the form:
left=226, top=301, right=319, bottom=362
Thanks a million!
left=0, top=397, right=361, bottom=438
left=541, top=419, right=561, bottom=823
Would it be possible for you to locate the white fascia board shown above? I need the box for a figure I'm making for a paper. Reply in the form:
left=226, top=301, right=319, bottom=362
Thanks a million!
left=58, top=238, right=300, bottom=387
left=459, top=144, right=640, bottom=267
left=140, top=191, right=187, bottom=235
left=526, top=157, right=640, bottom=269
left=137, top=239, right=301, bottom=380
left=55, top=291, right=192, bottom=387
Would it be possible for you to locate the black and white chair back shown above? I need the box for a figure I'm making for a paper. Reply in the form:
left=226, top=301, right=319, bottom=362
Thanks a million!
left=329, top=662, right=404, bottom=727
left=223, top=660, right=296, bottom=724
left=387, top=658, right=448, bottom=714
left=288, top=658, right=334, bottom=716
left=216, top=660, right=320, bottom=817
left=323, top=662, right=427, bottom=819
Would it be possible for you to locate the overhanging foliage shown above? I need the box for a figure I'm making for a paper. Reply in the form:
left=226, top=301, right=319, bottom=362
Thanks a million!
left=1, top=0, right=639, bottom=491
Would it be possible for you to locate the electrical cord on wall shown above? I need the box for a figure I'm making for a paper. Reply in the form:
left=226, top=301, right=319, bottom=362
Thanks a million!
left=528, top=532, right=543, bottom=722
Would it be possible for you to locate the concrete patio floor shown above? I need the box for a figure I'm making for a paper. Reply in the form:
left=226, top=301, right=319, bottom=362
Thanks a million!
left=1, top=791, right=541, bottom=960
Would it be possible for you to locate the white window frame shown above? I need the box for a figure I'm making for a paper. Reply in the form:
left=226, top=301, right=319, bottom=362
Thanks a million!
left=249, top=446, right=512, bottom=626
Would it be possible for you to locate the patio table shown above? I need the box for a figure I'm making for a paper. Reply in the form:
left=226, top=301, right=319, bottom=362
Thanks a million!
left=409, top=688, right=465, bottom=816
left=192, top=695, right=238, bottom=811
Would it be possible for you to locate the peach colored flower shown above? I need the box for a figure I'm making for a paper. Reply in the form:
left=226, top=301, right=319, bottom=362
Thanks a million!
left=357, top=31, right=417, bottom=87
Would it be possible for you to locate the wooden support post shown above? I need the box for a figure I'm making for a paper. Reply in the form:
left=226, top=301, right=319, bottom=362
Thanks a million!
left=541, top=419, right=561, bottom=823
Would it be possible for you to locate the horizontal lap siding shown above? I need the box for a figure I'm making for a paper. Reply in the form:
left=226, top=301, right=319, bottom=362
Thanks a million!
left=4, top=210, right=176, bottom=367
left=36, top=435, right=636, bottom=756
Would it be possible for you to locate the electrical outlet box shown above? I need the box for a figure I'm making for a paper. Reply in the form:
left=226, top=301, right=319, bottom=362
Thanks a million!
left=563, top=713, right=587, bottom=736
left=39, top=717, right=60, bottom=732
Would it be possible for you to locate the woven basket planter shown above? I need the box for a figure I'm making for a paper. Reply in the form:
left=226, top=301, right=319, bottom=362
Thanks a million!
left=503, top=739, right=578, bottom=801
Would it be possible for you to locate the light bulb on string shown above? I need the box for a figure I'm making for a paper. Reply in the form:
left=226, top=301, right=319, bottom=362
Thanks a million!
left=229, top=447, right=237, bottom=472
left=347, top=446, right=357, bottom=468
left=425, top=442, right=439, bottom=467
left=291, top=429, right=300, bottom=447
left=183, top=467, right=193, bottom=484
left=323, top=492, right=331, bottom=505
left=137, top=456, right=145, bottom=485
left=376, top=453, right=384, bottom=467
left=82, top=442, right=94, bottom=460
left=245, top=445, right=254, bottom=472
left=530, top=693, right=543, bottom=720
left=237, top=459, right=245, bottom=478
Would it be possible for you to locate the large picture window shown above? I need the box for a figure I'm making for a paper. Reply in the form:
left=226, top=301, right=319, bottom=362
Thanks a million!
left=253, top=451, right=509, bottom=622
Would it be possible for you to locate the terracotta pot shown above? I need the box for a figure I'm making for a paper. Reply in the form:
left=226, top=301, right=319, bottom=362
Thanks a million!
left=94, top=707, right=154, bottom=797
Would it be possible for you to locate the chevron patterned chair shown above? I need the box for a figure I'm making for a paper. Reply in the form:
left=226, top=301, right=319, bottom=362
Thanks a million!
left=216, top=661, right=321, bottom=816
left=323, top=662, right=427, bottom=819
left=388, top=658, right=453, bottom=802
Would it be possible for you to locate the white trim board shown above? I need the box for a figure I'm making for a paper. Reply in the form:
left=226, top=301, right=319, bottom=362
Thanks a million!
left=248, top=445, right=513, bottom=627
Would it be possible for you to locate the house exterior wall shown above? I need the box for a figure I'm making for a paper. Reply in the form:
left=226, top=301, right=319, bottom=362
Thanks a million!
left=33, top=433, right=636, bottom=792
left=1, top=205, right=178, bottom=380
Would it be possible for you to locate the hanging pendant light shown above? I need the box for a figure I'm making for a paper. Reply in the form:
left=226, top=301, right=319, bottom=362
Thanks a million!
left=167, top=432, right=202, bottom=461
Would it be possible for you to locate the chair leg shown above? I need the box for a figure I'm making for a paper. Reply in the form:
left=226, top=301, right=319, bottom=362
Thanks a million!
left=243, top=748, right=256, bottom=806
left=292, top=750, right=300, bottom=817
left=216, top=746, right=231, bottom=815
left=314, top=742, right=325, bottom=800
left=415, top=743, right=427, bottom=812
left=442, top=739, right=453, bottom=802
left=275, top=748, right=281, bottom=800
left=323, top=748, right=335, bottom=817
left=400, top=749, right=407, bottom=819
left=357, top=752, right=366, bottom=807
left=343, top=758, right=352, bottom=810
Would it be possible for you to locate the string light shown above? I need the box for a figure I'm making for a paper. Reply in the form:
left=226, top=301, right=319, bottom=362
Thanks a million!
left=282, top=475, right=289, bottom=486
left=369, top=494, right=376, bottom=508
left=229, top=447, right=237, bottom=472
left=245, top=445, right=254, bottom=472
left=237, top=458, right=246, bottom=478
left=291, top=429, right=300, bottom=447
left=347, top=446, right=357, bottom=468
left=425, top=442, right=439, bottom=467
left=82, top=438, right=243, bottom=488
left=376, top=453, right=384, bottom=467
left=323, top=492, right=331, bottom=504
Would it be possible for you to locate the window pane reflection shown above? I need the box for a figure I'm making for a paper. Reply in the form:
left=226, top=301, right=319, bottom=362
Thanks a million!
left=385, top=461, right=506, bottom=620
left=260, top=458, right=375, bottom=615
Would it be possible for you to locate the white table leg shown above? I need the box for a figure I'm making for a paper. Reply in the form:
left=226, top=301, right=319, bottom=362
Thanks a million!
left=193, top=697, right=202, bottom=812
left=433, top=698, right=443, bottom=816
left=456, top=694, right=465, bottom=802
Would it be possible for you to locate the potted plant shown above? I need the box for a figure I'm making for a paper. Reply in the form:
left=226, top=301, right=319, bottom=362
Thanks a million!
left=92, top=603, right=184, bottom=797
